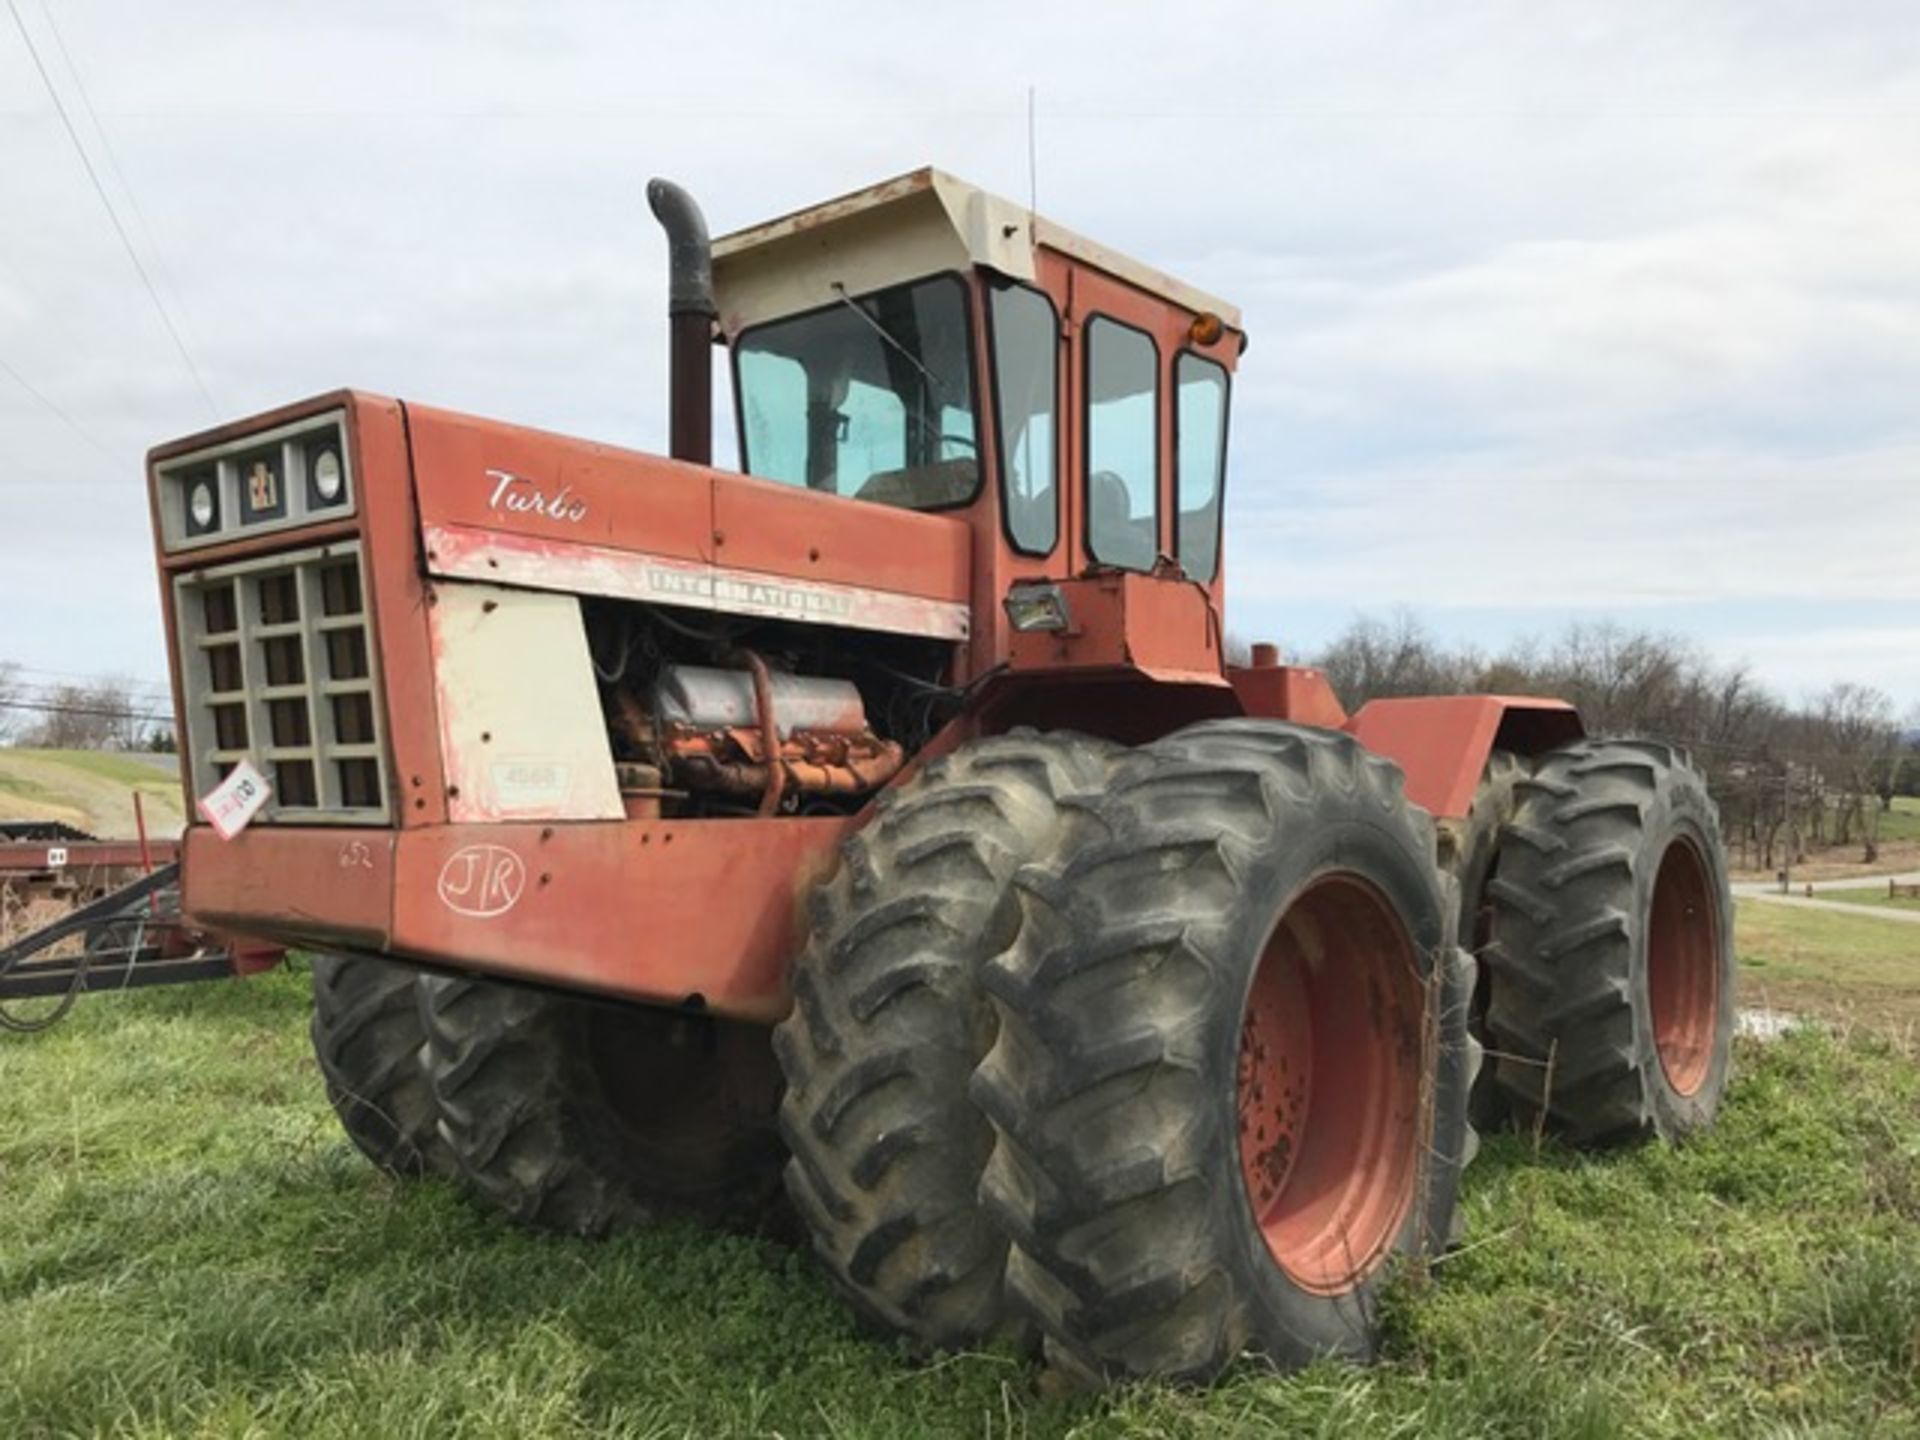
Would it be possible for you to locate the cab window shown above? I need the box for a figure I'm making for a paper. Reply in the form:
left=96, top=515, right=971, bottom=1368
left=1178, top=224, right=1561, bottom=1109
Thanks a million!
left=988, top=282, right=1059, bottom=554
left=1085, top=316, right=1158, bottom=571
left=1175, top=352, right=1228, bottom=582
left=735, top=274, right=979, bottom=511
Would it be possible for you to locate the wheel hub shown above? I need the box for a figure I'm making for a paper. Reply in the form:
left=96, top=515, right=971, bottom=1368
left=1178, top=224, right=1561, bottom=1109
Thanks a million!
left=1647, top=837, right=1719, bottom=1096
left=1235, top=875, right=1424, bottom=1296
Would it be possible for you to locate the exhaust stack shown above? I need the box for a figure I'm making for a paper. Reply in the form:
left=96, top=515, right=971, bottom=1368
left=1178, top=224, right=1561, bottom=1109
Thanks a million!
left=646, top=177, right=717, bottom=466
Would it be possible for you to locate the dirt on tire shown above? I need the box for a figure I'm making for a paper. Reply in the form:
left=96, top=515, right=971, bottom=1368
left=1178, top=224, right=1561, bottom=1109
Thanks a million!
left=310, top=952, right=456, bottom=1179
left=1484, top=737, right=1737, bottom=1144
left=774, top=729, right=1115, bottom=1352
left=421, top=975, right=786, bottom=1235
left=971, top=719, right=1477, bottom=1383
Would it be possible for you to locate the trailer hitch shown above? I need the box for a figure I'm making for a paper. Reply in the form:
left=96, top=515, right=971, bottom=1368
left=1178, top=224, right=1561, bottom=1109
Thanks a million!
left=0, top=862, right=258, bottom=1033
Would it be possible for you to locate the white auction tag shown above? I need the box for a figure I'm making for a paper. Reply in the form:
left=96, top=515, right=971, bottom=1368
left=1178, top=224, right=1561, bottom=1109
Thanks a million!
left=198, top=758, right=272, bottom=840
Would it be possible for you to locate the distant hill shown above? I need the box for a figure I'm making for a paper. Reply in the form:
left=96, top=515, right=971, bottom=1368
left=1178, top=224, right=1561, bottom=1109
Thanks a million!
left=0, top=749, right=185, bottom=839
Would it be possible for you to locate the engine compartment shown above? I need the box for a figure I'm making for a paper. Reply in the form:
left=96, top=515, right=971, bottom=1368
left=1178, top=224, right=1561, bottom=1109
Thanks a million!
left=581, top=596, right=957, bottom=819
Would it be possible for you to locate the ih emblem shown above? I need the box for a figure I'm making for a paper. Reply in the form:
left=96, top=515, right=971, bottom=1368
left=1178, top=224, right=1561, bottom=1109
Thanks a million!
left=247, top=460, right=278, bottom=512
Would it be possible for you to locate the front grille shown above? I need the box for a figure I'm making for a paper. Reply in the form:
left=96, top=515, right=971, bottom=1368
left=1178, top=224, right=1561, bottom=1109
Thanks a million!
left=174, top=541, right=389, bottom=822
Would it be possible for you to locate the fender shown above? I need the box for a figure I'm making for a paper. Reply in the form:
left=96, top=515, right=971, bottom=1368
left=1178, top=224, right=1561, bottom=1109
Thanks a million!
left=1344, top=695, right=1584, bottom=821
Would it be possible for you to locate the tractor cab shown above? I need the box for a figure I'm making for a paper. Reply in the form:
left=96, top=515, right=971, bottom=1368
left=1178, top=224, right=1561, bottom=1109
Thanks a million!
left=700, top=169, right=1243, bottom=691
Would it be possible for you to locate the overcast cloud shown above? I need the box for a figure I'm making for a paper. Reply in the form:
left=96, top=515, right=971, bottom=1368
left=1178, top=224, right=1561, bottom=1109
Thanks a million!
left=2, top=1, right=1917, bottom=713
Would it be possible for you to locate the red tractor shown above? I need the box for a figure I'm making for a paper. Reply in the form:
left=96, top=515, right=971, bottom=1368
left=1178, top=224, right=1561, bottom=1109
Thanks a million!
left=145, top=169, right=1736, bottom=1382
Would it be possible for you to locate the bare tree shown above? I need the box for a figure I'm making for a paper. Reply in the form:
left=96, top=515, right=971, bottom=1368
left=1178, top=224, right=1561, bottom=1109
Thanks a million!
left=1315, top=611, right=1478, bottom=707
left=0, top=661, right=22, bottom=744
left=1307, top=612, right=1911, bottom=867
left=1814, top=683, right=1898, bottom=861
left=24, top=678, right=138, bottom=751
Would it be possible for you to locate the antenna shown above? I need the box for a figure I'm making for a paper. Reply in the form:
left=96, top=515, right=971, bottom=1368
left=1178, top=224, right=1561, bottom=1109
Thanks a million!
left=1026, top=84, right=1039, bottom=222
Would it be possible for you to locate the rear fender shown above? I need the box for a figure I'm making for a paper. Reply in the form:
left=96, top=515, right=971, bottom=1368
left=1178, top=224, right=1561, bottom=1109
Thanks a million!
left=1345, top=696, right=1583, bottom=820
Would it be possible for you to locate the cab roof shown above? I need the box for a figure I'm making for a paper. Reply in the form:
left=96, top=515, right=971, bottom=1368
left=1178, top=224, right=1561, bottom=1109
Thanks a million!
left=710, top=167, right=1241, bottom=335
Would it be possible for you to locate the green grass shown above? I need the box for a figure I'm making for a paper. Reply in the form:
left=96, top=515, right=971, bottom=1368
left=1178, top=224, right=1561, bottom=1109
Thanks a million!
left=0, top=770, right=62, bottom=804
left=0, top=747, right=185, bottom=836
left=11, top=748, right=178, bottom=788
left=1880, top=796, right=1920, bottom=845
left=1736, top=898, right=1920, bottom=1026
left=1808, top=885, right=1920, bottom=913
left=3, top=960, right=1920, bottom=1438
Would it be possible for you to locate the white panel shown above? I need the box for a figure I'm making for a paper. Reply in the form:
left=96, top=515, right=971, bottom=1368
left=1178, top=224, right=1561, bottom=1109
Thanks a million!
left=428, top=582, right=622, bottom=822
left=710, top=167, right=1240, bottom=332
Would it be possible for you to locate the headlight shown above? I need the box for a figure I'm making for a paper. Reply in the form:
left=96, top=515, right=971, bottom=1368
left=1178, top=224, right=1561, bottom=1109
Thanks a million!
left=183, top=469, right=220, bottom=536
left=312, top=448, right=343, bottom=503
left=1004, top=581, right=1071, bottom=633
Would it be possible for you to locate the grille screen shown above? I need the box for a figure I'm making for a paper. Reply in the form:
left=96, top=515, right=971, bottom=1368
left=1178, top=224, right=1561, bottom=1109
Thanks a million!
left=175, top=542, right=388, bottom=822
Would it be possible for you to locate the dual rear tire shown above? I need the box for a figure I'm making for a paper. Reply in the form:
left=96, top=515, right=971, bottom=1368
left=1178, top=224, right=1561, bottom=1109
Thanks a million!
left=310, top=953, right=453, bottom=1179
left=773, top=731, right=1115, bottom=1349
left=971, top=721, right=1475, bottom=1382
left=1481, top=738, right=1736, bottom=1143
left=418, top=977, right=786, bottom=1234
left=309, top=959, right=785, bottom=1232
left=779, top=721, right=1477, bottom=1382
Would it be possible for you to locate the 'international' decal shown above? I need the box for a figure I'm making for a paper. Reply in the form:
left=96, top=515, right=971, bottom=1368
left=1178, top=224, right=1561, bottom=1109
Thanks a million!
left=422, top=522, right=968, bottom=642
left=644, top=566, right=856, bottom=621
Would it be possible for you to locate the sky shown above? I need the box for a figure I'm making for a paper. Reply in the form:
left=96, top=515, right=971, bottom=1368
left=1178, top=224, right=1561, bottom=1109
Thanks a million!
left=2, top=1, right=1917, bottom=718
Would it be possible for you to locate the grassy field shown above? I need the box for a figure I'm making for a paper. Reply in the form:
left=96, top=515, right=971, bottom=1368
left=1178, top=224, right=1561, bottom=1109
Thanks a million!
left=1880, top=796, right=1920, bottom=845
left=0, top=748, right=184, bottom=838
left=1735, top=899, right=1920, bottom=1028
left=2, top=916, right=1919, bottom=1437
left=1809, top=885, right=1920, bottom=914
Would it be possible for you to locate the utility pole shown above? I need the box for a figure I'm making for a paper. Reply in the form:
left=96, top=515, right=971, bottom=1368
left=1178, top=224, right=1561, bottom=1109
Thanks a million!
left=1780, top=761, right=1792, bottom=895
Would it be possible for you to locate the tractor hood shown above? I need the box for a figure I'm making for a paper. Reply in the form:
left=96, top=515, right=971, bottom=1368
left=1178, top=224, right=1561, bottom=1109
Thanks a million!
left=406, top=402, right=971, bottom=642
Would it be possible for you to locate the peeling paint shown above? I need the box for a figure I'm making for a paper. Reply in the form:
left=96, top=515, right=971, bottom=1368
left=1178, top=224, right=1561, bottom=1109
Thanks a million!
left=424, top=522, right=971, bottom=642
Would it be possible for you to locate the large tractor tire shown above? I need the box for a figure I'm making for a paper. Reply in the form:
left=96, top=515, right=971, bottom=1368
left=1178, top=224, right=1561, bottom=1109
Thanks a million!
left=774, top=731, right=1114, bottom=1352
left=1445, top=750, right=1531, bottom=1131
left=1484, top=738, right=1736, bottom=1145
left=420, top=976, right=785, bottom=1235
left=972, top=720, right=1477, bottom=1384
left=310, top=952, right=454, bottom=1179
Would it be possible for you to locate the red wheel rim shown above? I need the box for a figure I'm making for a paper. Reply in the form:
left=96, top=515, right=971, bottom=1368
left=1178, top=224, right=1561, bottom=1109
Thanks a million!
left=1235, top=874, right=1424, bottom=1296
left=1647, top=837, right=1719, bottom=1096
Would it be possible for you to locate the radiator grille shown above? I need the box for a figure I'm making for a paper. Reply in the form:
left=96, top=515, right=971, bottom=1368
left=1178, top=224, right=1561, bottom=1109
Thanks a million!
left=175, top=542, right=389, bottom=822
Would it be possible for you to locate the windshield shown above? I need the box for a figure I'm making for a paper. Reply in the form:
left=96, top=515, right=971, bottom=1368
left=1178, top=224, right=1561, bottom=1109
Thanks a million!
left=735, top=274, right=979, bottom=512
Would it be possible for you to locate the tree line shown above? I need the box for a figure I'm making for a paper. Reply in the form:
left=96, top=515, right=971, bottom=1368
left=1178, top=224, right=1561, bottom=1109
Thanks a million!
left=1297, top=615, right=1918, bottom=870
left=0, top=662, right=175, bottom=752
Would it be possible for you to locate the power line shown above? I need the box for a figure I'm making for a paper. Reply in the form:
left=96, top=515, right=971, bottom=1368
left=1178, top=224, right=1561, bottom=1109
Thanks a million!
left=0, top=698, right=172, bottom=724
left=0, top=354, right=117, bottom=462
left=5, top=0, right=219, bottom=420
left=10, top=685, right=173, bottom=711
left=34, top=0, right=207, bottom=374
left=4, top=663, right=171, bottom=695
